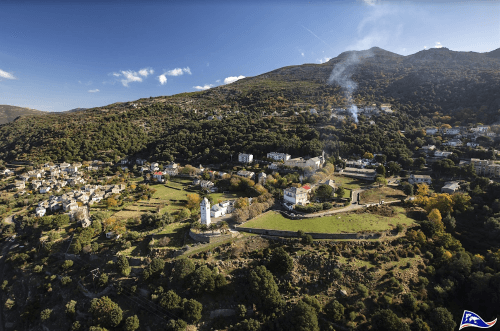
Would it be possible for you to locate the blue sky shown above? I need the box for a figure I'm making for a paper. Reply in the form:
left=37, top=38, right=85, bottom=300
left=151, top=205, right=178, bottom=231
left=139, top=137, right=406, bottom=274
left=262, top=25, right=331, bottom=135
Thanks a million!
left=0, top=0, right=499, bottom=112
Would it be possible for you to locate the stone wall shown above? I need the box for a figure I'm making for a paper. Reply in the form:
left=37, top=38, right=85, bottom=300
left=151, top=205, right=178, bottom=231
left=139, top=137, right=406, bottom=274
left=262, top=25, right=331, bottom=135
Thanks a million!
left=189, top=229, right=234, bottom=243
left=234, top=226, right=385, bottom=240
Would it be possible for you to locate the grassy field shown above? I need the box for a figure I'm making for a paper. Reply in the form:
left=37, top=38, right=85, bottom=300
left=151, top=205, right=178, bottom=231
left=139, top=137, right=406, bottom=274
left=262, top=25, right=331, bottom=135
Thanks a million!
left=330, top=176, right=370, bottom=190
left=360, top=187, right=406, bottom=204
left=242, top=207, right=415, bottom=233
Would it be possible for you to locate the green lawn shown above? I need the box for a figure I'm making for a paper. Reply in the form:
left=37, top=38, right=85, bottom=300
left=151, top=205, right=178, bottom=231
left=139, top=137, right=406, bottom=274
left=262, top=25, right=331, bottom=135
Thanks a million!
left=242, top=207, right=415, bottom=233
left=210, top=191, right=246, bottom=202
left=330, top=176, right=369, bottom=190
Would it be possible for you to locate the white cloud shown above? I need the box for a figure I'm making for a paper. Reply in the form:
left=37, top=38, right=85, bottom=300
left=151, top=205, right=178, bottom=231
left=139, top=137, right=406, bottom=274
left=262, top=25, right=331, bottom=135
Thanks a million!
left=193, top=84, right=213, bottom=90
left=88, top=89, right=100, bottom=93
left=424, top=45, right=428, bottom=49
left=317, top=57, right=331, bottom=64
left=138, top=68, right=154, bottom=77
left=112, top=72, right=121, bottom=77
left=361, top=0, right=377, bottom=6
left=216, top=79, right=221, bottom=83
left=165, top=67, right=191, bottom=76
left=158, top=74, right=167, bottom=85
left=301, top=52, right=305, bottom=57
left=224, top=75, right=245, bottom=84
left=434, top=42, right=443, bottom=49
left=0, top=69, right=16, bottom=80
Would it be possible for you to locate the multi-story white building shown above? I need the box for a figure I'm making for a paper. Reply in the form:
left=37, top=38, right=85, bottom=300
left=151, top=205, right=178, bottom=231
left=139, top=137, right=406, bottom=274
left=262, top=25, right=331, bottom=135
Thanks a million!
left=200, top=197, right=211, bottom=226
left=210, top=200, right=235, bottom=218
left=426, top=128, right=438, bottom=135
left=164, top=163, right=179, bottom=176
left=284, top=187, right=309, bottom=206
left=470, top=159, right=500, bottom=178
left=267, top=152, right=291, bottom=162
left=408, top=174, right=432, bottom=185
left=238, top=153, right=253, bottom=164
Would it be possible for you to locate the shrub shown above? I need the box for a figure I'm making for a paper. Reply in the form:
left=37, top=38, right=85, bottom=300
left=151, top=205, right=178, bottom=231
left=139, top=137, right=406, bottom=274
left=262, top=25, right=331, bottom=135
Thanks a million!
left=61, top=276, right=72, bottom=286
left=124, top=315, right=140, bottom=331
left=302, top=234, right=314, bottom=245
left=66, top=300, right=77, bottom=316
left=62, top=260, right=74, bottom=270
left=4, top=298, right=15, bottom=310
left=357, top=284, right=369, bottom=298
left=324, top=300, right=344, bottom=322
left=89, top=296, right=123, bottom=328
left=183, top=299, right=203, bottom=323
left=71, top=321, right=81, bottom=330
left=40, top=308, right=52, bottom=321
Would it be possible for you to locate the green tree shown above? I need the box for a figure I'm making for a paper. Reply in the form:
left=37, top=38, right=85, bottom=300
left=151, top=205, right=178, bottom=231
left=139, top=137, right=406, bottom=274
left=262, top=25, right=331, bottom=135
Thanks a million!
left=291, top=301, right=319, bottom=331
left=231, top=318, right=261, bottom=331
left=165, top=319, right=188, bottom=331
left=124, top=315, right=139, bottom=331
left=324, top=300, right=344, bottom=322
left=183, top=299, right=203, bottom=323
left=376, top=164, right=386, bottom=177
left=411, top=318, right=431, bottom=331
left=269, top=247, right=293, bottom=275
left=315, top=184, right=333, bottom=200
left=89, top=296, right=123, bottom=328
left=371, top=309, right=410, bottom=331
left=188, top=265, right=216, bottom=294
left=249, top=265, right=284, bottom=311
left=160, top=290, right=182, bottom=310
left=173, top=258, right=195, bottom=284
left=336, top=187, right=345, bottom=198
left=430, top=307, right=456, bottom=331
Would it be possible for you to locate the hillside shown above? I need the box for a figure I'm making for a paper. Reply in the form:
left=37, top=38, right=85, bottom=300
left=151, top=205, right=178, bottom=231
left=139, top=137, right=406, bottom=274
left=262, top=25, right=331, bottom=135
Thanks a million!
left=0, top=47, right=499, bottom=164
left=0, top=105, right=45, bottom=125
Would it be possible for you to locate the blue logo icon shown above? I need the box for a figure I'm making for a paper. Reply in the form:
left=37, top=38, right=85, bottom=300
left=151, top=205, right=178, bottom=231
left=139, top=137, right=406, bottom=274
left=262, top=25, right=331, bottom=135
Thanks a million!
left=459, top=310, right=497, bottom=330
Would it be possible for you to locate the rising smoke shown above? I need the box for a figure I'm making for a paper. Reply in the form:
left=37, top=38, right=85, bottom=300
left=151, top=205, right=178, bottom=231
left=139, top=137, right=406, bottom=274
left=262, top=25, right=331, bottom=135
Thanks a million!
left=327, top=51, right=373, bottom=123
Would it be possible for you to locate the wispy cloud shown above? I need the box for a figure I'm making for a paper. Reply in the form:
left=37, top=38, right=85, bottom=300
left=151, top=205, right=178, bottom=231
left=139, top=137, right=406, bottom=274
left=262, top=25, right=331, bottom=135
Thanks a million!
left=301, top=52, right=305, bottom=57
left=215, top=79, right=221, bottom=83
left=361, top=0, right=377, bottom=6
left=317, top=57, right=331, bottom=64
left=158, top=74, right=167, bottom=85
left=434, top=42, right=443, bottom=48
left=138, top=68, right=154, bottom=77
left=88, top=89, right=100, bottom=93
left=111, top=67, right=154, bottom=87
left=165, top=67, right=192, bottom=76
left=193, top=84, right=213, bottom=90
left=224, top=75, right=245, bottom=84
left=347, top=3, right=402, bottom=51
left=0, top=69, right=16, bottom=80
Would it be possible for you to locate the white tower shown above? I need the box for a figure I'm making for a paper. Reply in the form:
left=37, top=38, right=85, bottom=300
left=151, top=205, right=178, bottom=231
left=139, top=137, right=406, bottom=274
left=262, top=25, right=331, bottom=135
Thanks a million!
left=200, top=197, right=211, bottom=226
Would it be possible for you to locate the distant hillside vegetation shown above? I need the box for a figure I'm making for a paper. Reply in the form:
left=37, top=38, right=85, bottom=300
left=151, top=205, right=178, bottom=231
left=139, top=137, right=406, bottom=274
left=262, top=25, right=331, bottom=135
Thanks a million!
left=0, top=105, right=46, bottom=125
left=0, top=47, right=498, bottom=163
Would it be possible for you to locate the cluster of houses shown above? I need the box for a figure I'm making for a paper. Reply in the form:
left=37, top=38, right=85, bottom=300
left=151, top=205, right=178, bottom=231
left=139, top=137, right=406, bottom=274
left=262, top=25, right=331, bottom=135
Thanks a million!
left=34, top=183, right=126, bottom=227
left=200, top=197, right=236, bottom=226
left=425, top=125, right=496, bottom=147
left=13, top=162, right=86, bottom=195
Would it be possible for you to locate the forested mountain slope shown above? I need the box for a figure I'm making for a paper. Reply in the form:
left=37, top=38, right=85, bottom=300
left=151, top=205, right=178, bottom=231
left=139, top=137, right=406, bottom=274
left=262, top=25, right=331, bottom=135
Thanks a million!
left=0, top=47, right=498, bottom=164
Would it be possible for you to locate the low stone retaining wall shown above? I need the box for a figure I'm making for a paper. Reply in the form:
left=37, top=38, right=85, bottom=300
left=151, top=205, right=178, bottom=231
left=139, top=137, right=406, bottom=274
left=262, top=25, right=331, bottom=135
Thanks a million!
left=189, top=229, right=234, bottom=243
left=234, top=226, right=385, bottom=240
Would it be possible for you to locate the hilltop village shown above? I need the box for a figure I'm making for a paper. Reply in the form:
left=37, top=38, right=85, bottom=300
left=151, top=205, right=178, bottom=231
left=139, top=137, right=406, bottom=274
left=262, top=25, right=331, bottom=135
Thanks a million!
left=1, top=105, right=500, bottom=331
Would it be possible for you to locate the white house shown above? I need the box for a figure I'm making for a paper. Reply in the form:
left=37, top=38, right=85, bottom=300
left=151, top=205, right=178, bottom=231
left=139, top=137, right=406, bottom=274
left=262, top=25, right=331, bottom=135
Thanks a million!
left=150, top=162, right=160, bottom=172
left=236, top=170, right=255, bottom=179
left=40, top=186, right=51, bottom=194
left=467, top=142, right=480, bottom=148
left=238, top=153, right=253, bottom=164
left=434, top=151, right=453, bottom=158
left=421, top=145, right=436, bottom=153
left=445, top=128, right=461, bottom=135
left=153, top=171, right=164, bottom=183
left=210, top=200, right=235, bottom=218
left=258, top=172, right=267, bottom=184
left=35, top=206, right=46, bottom=217
left=267, top=152, right=291, bottom=162
left=164, top=163, right=179, bottom=176
left=200, top=197, right=211, bottom=226
left=426, top=128, right=438, bottom=135
left=441, top=181, right=460, bottom=194
left=443, top=139, right=462, bottom=147
left=284, top=187, right=309, bottom=206
left=408, top=174, right=432, bottom=185
left=200, top=180, right=214, bottom=189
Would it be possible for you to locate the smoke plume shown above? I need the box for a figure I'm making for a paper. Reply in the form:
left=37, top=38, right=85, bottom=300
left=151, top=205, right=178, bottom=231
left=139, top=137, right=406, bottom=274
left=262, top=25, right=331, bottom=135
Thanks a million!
left=327, top=51, right=372, bottom=123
